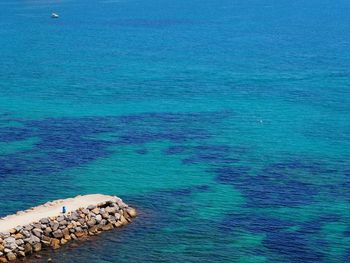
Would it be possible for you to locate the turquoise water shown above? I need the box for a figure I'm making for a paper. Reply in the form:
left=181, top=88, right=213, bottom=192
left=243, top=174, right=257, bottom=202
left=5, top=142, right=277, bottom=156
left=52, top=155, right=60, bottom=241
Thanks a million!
left=1, top=0, right=350, bottom=262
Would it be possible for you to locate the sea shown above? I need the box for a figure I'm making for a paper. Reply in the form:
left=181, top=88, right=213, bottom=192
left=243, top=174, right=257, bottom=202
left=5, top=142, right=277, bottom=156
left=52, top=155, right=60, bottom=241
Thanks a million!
left=0, top=0, right=350, bottom=262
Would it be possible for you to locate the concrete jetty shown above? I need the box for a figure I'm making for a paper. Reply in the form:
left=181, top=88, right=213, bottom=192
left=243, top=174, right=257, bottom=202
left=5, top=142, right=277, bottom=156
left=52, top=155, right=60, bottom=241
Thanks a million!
left=0, top=194, right=137, bottom=262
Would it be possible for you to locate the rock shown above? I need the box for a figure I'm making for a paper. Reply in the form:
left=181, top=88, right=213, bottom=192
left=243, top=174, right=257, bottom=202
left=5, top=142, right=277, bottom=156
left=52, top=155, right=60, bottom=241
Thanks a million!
left=75, top=231, right=85, bottom=238
left=100, top=219, right=107, bottom=226
left=17, top=246, right=24, bottom=251
left=123, top=212, right=131, bottom=222
left=115, top=197, right=128, bottom=208
left=105, top=206, right=116, bottom=214
left=25, top=235, right=40, bottom=245
left=95, top=215, right=102, bottom=223
left=60, top=238, right=68, bottom=245
left=33, top=243, right=41, bottom=252
left=24, top=243, right=32, bottom=254
left=101, top=224, right=114, bottom=231
left=87, top=219, right=96, bottom=227
left=97, top=201, right=106, bottom=207
left=56, top=216, right=65, bottom=222
left=114, top=213, right=121, bottom=220
left=87, top=205, right=96, bottom=210
left=82, top=209, right=89, bottom=215
left=14, top=226, right=22, bottom=233
left=119, top=215, right=129, bottom=226
left=22, top=230, right=31, bottom=238
left=102, top=213, right=109, bottom=219
left=52, top=230, right=63, bottom=238
left=6, top=252, right=16, bottom=261
left=3, top=245, right=16, bottom=252
left=15, top=239, right=24, bottom=246
left=70, top=213, right=79, bottom=221
left=0, top=245, right=4, bottom=252
left=91, top=208, right=100, bottom=215
left=60, top=228, right=68, bottom=237
left=60, top=220, right=68, bottom=226
left=17, top=251, right=25, bottom=257
left=40, top=218, right=49, bottom=224
left=3, top=237, right=15, bottom=245
left=32, top=223, right=41, bottom=229
left=51, top=222, right=59, bottom=231
left=8, top=229, right=16, bottom=235
left=14, top=233, right=23, bottom=240
left=89, top=225, right=98, bottom=234
left=44, top=227, right=52, bottom=236
left=42, top=235, right=51, bottom=242
left=24, top=225, right=33, bottom=231
left=42, top=236, right=51, bottom=247
left=111, top=203, right=120, bottom=210
left=50, top=239, right=60, bottom=250
left=107, top=216, right=117, bottom=224
left=99, top=208, right=106, bottom=213
left=70, top=234, right=77, bottom=240
left=0, top=256, right=8, bottom=263
left=32, top=228, right=43, bottom=237
left=126, top=208, right=137, bottom=218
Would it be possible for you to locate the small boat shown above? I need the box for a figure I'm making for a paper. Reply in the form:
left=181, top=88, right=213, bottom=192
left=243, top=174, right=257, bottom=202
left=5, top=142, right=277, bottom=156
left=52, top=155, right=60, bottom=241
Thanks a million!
left=51, top=13, right=59, bottom=18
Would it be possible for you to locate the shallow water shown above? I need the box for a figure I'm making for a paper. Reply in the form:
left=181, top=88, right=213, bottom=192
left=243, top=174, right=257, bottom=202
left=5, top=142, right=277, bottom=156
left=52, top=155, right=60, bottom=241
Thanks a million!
left=1, top=0, right=350, bottom=262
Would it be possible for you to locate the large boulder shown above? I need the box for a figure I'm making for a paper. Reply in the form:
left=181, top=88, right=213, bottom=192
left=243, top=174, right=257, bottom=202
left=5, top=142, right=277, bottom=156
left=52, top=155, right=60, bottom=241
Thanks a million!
left=44, top=227, right=52, bottom=236
left=50, top=239, right=60, bottom=250
left=3, top=237, right=15, bottom=247
left=52, top=230, right=63, bottom=239
left=51, top=222, right=59, bottom=231
left=39, top=218, right=49, bottom=224
left=126, top=208, right=137, bottom=218
left=87, top=205, right=96, bottom=210
left=21, top=231, right=31, bottom=238
left=60, top=238, right=68, bottom=245
left=59, top=220, right=68, bottom=226
left=15, top=239, right=24, bottom=246
left=32, top=223, right=41, bottom=229
left=91, top=208, right=100, bottom=215
left=101, top=224, right=114, bottom=231
left=33, top=243, right=41, bottom=252
left=95, top=215, right=102, bottom=223
left=32, top=228, right=43, bottom=238
left=13, top=233, right=23, bottom=240
left=6, top=252, right=16, bottom=261
left=25, top=235, right=40, bottom=245
left=87, top=219, right=96, bottom=227
left=56, top=216, right=65, bottom=222
left=24, top=243, right=32, bottom=254
left=105, top=206, right=117, bottom=214
left=102, top=213, right=109, bottom=219
left=24, top=225, right=33, bottom=231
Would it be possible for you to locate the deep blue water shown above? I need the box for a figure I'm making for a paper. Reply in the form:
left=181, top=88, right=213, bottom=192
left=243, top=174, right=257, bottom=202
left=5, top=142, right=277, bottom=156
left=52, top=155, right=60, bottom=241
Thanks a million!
left=1, top=0, right=350, bottom=262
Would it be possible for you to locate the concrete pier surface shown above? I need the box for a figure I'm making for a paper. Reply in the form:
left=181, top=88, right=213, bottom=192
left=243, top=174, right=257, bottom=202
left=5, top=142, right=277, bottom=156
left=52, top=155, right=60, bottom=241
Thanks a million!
left=0, top=194, right=117, bottom=233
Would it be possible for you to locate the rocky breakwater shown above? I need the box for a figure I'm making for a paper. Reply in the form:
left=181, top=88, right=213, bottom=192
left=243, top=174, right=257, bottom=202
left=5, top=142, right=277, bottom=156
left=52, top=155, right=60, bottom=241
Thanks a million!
left=0, top=194, right=137, bottom=262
